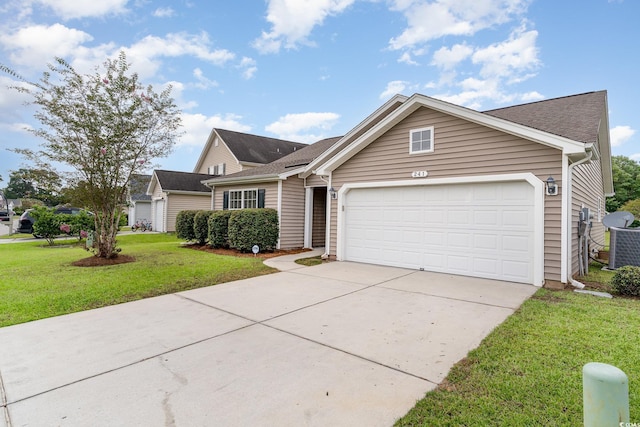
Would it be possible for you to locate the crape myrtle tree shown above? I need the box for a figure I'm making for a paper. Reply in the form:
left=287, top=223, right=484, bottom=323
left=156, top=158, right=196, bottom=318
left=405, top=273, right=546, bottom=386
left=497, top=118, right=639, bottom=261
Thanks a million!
left=1, top=51, right=182, bottom=258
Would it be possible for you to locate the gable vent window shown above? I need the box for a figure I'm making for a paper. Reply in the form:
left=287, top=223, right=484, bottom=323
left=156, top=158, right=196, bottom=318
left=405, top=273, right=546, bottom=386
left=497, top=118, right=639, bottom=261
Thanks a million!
left=208, top=163, right=226, bottom=175
left=410, top=126, right=434, bottom=154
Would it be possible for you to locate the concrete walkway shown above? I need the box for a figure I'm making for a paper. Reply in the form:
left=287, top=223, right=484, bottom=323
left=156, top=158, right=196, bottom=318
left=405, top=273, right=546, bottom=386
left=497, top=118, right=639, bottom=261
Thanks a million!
left=0, top=256, right=536, bottom=427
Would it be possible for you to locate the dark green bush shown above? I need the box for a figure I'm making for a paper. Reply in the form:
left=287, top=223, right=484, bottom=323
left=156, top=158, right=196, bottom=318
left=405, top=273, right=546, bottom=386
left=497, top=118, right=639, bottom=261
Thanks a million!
left=30, top=206, right=62, bottom=245
left=208, top=210, right=232, bottom=248
left=228, top=208, right=279, bottom=252
left=194, top=210, right=213, bottom=245
left=175, top=210, right=199, bottom=241
left=611, top=265, right=640, bottom=296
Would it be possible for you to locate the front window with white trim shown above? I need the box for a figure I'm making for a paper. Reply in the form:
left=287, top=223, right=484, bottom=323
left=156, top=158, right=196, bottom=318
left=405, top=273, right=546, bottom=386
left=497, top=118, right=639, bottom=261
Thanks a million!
left=410, top=126, right=434, bottom=154
left=229, top=189, right=257, bottom=209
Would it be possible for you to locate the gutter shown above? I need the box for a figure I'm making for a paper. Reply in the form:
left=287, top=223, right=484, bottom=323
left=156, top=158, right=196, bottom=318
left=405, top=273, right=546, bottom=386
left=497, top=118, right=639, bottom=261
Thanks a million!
left=201, top=174, right=280, bottom=187
left=564, top=150, right=594, bottom=284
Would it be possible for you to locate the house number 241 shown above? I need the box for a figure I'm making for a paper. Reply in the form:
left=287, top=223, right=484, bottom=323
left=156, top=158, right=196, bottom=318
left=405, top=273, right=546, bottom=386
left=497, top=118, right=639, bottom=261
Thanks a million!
left=411, top=170, right=428, bottom=178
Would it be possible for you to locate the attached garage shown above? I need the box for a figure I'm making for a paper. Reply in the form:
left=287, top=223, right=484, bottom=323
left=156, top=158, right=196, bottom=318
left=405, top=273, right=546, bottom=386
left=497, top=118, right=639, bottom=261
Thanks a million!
left=337, top=175, right=544, bottom=285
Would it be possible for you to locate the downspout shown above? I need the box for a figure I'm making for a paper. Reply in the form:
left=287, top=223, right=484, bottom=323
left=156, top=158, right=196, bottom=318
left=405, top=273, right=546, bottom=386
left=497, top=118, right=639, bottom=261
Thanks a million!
left=565, top=150, right=593, bottom=287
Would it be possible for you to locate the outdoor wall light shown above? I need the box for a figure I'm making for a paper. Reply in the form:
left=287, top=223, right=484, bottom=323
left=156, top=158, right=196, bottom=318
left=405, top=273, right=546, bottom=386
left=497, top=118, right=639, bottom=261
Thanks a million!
left=546, top=176, right=558, bottom=196
left=329, top=187, right=338, bottom=200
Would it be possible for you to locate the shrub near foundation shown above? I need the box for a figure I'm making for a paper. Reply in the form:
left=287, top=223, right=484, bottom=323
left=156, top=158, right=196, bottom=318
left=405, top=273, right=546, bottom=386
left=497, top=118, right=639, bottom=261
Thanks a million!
left=208, top=210, right=232, bottom=248
left=228, top=208, right=279, bottom=252
left=611, top=265, right=640, bottom=296
left=194, top=210, right=213, bottom=245
left=175, top=210, right=198, bottom=241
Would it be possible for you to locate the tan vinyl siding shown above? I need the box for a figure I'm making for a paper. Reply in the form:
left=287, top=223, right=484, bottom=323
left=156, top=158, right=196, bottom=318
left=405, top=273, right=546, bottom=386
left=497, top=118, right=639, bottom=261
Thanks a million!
left=305, top=174, right=327, bottom=187
left=328, top=106, right=563, bottom=282
left=165, top=194, right=211, bottom=232
left=212, top=182, right=279, bottom=211
left=196, top=138, right=242, bottom=175
left=571, top=159, right=606, bottom=276
left=151, top=182, right=163, bottom=199
left=279, top=178, right=306, bottom=249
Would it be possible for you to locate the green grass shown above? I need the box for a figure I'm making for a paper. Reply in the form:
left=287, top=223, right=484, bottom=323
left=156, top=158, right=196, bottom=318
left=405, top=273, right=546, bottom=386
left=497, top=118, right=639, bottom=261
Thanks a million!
left=396, top=288, right=640, bottom=426
left=0, top=234, right=276, bottom=327
left=295, top=255, right=324, bottom=266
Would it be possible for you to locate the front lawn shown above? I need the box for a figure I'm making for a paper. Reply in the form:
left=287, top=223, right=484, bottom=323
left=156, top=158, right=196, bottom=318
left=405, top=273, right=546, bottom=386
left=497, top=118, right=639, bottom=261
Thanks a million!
left=396, top=287, right=640, bottom=426
left=0, top=234, right=276, bottom=327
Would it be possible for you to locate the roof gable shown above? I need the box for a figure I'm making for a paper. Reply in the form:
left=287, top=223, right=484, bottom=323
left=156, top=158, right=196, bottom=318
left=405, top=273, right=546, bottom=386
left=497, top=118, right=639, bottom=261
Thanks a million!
left=129, top=174, right=152, bottom=201
left=316, top=92, right=599, bottom=175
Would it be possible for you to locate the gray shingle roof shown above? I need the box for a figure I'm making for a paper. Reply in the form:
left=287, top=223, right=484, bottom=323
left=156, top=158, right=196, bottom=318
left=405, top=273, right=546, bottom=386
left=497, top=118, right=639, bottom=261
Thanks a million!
left=129, top=174, right=152, bottom=201
left=483, top=91, right=606, bottom=144
left=205, top=136, right=343, bottom=181
left=215, top=128, right=308, bottom=164
left=154, top=170, right=213, bottom=193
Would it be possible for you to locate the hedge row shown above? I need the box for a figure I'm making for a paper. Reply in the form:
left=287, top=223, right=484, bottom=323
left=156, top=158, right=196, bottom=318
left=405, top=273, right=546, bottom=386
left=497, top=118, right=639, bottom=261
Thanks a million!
left=176, top=208, right=279, bottom=252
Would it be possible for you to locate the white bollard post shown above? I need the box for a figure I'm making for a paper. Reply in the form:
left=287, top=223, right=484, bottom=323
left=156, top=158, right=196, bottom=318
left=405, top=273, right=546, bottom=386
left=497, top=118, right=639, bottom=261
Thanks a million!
left=583, top=362, right=629, bottom=427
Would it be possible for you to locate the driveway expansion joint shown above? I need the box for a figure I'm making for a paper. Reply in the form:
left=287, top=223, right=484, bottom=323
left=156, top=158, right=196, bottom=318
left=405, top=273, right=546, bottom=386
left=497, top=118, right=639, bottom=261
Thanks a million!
left=376, top=284, right=520, bottom=310
left=1, top=369, right=13, bottom=427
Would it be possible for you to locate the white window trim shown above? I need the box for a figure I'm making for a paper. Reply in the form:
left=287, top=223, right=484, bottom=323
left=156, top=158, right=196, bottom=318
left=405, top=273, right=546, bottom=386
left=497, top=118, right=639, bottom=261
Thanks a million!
left=229, top=188, right=258, bottom=210
left=409, top=126, right=434, bottom=155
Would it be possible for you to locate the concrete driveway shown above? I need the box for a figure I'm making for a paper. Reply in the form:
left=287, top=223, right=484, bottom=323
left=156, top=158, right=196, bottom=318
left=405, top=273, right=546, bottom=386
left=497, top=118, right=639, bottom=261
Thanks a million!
left=0, top=257, right=536, bottom=427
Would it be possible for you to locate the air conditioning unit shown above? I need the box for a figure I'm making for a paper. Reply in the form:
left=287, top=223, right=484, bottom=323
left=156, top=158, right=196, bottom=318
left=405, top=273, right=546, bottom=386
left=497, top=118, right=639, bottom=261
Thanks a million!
left=609, top=227, right=640, bottom=269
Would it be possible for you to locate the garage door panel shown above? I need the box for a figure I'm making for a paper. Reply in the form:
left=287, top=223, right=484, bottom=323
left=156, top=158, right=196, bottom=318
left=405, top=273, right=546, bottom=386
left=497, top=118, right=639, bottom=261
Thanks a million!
left=343, top=181, right=536, bottom=284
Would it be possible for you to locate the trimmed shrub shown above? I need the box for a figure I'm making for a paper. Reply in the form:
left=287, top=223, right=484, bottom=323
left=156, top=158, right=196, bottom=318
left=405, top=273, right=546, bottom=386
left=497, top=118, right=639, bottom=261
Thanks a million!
left=208, top=210, right=232, bottom=248
left=611, top=265, right=640, bottom=296
left=30, top=206, right=62, bottom=245
left=175, top=210, right=199, bottom=241
left=194, top=210, right=214, bottom=245
left=228, top=208, right=279, bottom=252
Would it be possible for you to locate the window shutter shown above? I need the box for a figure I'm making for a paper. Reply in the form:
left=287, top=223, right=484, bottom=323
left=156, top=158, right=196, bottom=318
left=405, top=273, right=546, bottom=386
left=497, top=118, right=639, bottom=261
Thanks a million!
left=258, top=189, right=265, bottom=208
left=221, top=163, right=226, bottom=175
left=223, top=191, right=229, bottom=210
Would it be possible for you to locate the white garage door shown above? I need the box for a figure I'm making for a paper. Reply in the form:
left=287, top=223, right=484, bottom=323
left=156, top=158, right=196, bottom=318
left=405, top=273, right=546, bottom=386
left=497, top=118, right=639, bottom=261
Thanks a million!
left=154, top=200, right=164, bottom=232
left=343, top=181, right=535, bottom=284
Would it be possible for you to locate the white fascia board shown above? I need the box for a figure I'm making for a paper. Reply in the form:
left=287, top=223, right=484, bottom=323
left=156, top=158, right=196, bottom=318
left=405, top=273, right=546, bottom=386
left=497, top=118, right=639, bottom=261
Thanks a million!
left=279, top=167, right=306, bottom=179
left=146, top=171, right=159, bottom=196
left=302, top=94, right=409, bottom=179
left=201, top=174, right=280, bottom=188
left=317, top=93, right=587, bottom=175
left=193, top=129, right=242, bottom=173
left=164, top=191, right=211, bottom=196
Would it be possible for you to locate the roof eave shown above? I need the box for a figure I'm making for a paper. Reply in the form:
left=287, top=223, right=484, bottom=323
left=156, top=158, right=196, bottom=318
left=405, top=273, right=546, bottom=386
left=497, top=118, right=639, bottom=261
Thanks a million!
left=202, top=174, right=280, bottom=187
left=302, top=94, right=409, bottom=178
left=316, top=93, right=588, bottom=175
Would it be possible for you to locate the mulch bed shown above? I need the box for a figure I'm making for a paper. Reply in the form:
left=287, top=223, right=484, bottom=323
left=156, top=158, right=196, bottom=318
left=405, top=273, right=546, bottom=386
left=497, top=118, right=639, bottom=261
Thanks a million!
left=182, top=244, right=312, bottom=259
left=69, top=245, right=311, bottom=267
left=71, top=255, right=136, bottom=267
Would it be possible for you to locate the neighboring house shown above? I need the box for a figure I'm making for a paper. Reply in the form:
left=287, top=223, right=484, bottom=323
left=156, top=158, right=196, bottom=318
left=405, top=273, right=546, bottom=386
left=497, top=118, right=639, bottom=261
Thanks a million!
left=149, top=128, right=306, bottom=232
left=203, top=91, right=613, bottom=288
left=147, top=170, right=214, bottom=232
left=193, top=128, right=307, bottom=175
left=127, top=174, right=152, bottom=227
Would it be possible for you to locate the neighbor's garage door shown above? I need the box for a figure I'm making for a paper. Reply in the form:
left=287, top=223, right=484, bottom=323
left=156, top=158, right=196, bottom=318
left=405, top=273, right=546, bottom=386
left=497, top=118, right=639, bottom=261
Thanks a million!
left=343, top=181, right=535, bottom=284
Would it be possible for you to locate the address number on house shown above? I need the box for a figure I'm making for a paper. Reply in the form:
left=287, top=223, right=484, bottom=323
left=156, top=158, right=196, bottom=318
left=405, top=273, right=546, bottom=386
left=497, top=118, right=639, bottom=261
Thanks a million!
left=411, top=170, right=428, bottom=178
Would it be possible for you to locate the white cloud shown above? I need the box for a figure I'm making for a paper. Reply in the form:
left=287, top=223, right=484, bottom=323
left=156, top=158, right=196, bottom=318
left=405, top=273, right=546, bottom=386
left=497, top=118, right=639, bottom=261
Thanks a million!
left=380, top=80, right=408, bottom=99
left=520, top=91, right=544, bottom=102
left=153, top=7, right=175, bottom=18
left=253, top=0, right=356, bottom=54
left=239, top=57, right=257, bottom=79
left=471, top=24, right=539, bottom=79
left=265, top=112, right=340, bottom=143
left=192, top=68, right=218, bottom=90
left=610, top=125, right=636, bottom=147
left=34, top=0, right=129, bottom=20
left=431, top=43, right=473, bottom=70
left=398, top=52, right=419, bottom=65
left=178, top=113, right=251, bottom=147
left=0, top=24, right=94, bottom=68
left=388, top=0, right=529, bottom=50
left=630, top=153, right=640, bottom=161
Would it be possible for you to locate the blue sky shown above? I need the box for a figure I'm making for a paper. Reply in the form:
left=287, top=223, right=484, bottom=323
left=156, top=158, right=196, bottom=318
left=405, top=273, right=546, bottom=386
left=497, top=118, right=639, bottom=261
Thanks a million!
left=0, top=0, right=638, bottom=186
